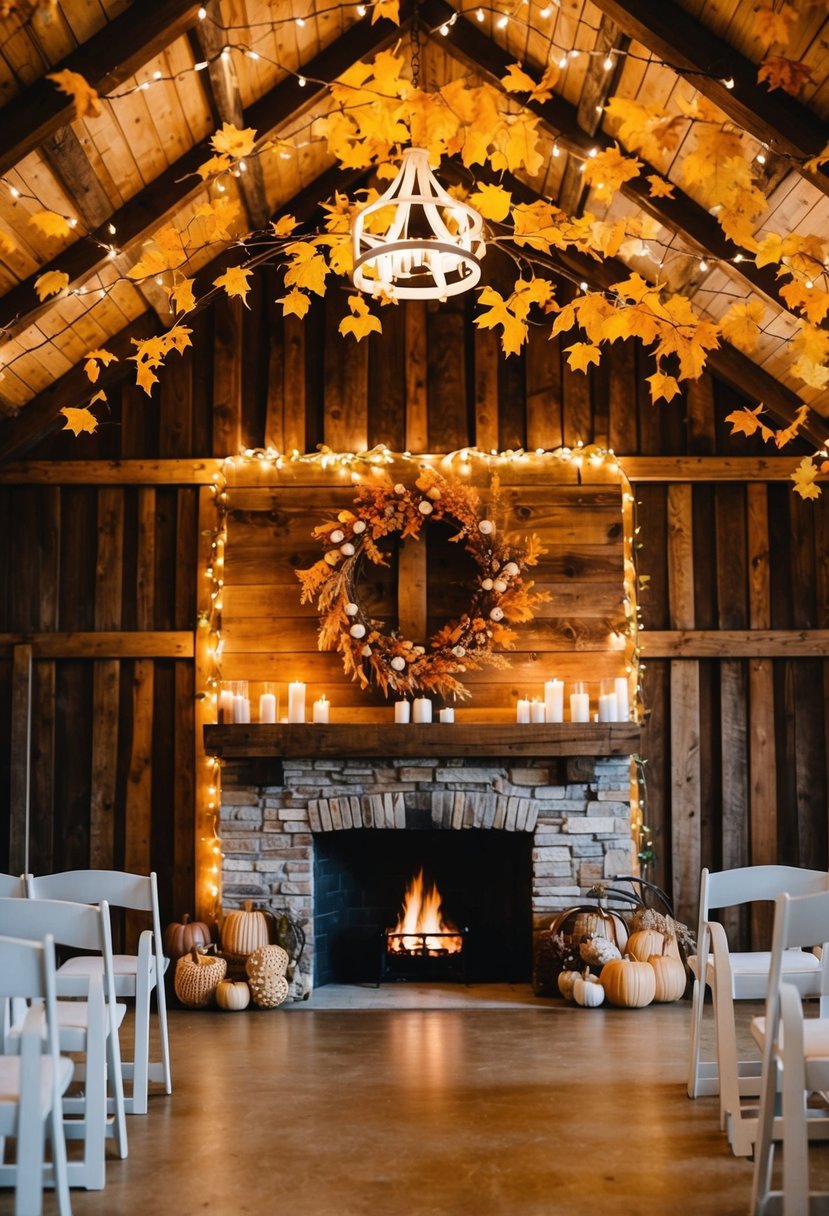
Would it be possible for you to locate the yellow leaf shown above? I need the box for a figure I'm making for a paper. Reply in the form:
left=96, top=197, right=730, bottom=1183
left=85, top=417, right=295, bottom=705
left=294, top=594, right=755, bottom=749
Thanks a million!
left=134, top=360, right=159, bottom=396
left=720, top=300, right=765, bottom=353
left=34, top=269, right=69, bottom=301
left=753, top=2, right=797, bottom=46
left=276, top=289, right=311, bottom=319
left=283, top=243, right=329, bottom=296
left=805, top=144, right=829, bottom=175
left=47, top=69, right=101, bottom=119
left=128, top=247, right=170, bottom=281
left=0, top=229, right=16, bottom=256
left=581, top=143, right=642, bottom=199
left=646, top=371, right=681, bottom=403
left=169, top=277, right=196, bottom=314
left=475, top=286, right=528, bottom=356
left=470, top=182, right=512, bottom=222
left=779, top=279, right=829, bottom=325
left=196, top=153, right=233, bottom=181
left=647, top=175, right=675, bottom=198
left=213, top=265, right=253, bottom=305
left=501, top=63, right=538, bottom=94
left=211, top=122, right=257, bottom=160
left=755, top=232, right=785, bottom=268
left=371, top=0, right=400, bottom=22
left=502, top=114, right=544, bottom=177
left=725, top=403, right=765, bottom=438
left=29, top=209, right=72, bottom=239
left=565, top=342, right=602, bottom=373
left=791, top=456, right=822, bottom=500
left=792, top=323, right=829, bottom=366
left=60, top=405, right=99, bottom=436
left=164, top=324, right=192, bottom=355
left=773, top=404, right=810, bottom=449
left=791, top=356, right=829, bottom=390
left=339, top=295, right=382, bottom=341
left=83, top=348, right=117, bottom=384
left=271, top=215, right=297, bottom=238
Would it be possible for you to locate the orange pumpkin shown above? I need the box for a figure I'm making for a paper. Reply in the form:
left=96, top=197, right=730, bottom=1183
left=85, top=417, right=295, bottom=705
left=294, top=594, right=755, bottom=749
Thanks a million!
left=163, top=913, right=213, bottom=961
left=600, top=956, right=656, bottom=1008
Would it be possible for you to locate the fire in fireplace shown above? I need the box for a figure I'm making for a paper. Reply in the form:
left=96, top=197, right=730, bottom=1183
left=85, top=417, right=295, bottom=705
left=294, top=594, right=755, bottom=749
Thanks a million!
left=380, top=868, right=468, bottom=985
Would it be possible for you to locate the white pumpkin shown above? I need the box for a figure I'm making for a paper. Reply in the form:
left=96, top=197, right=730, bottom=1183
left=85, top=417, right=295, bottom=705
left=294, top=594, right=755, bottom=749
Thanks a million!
left=557, top=970, right=579, bottom=1001
left=573, top=970, right=605, bottom=1008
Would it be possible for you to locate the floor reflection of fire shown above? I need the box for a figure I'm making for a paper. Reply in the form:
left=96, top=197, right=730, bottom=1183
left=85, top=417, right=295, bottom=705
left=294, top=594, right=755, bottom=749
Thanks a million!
left=380, top=869, right=468, bottom=983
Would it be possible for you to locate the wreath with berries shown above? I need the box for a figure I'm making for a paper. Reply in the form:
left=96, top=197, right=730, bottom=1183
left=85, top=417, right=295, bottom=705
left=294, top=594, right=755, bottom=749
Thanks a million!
left=295, top=466, right=547, bottom=701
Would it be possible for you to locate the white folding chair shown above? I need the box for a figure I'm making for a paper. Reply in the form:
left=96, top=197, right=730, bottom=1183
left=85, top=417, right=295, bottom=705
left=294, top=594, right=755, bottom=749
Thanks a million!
left=0, top=933, right=73, bottom=1216
left=751, top=888, right=829, bottom=1215
left=0, top=875, right=26, bottom=898
left=26, top=871, right=171, bottom=1116
left=0, top=898, right=128, bottom=1189
left=686, top=865, right=829, bottom=1155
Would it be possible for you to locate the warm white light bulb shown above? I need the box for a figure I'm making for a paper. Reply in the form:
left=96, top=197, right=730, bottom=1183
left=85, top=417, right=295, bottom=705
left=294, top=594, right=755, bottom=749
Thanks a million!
left=603, top=55, right=613, bottom=70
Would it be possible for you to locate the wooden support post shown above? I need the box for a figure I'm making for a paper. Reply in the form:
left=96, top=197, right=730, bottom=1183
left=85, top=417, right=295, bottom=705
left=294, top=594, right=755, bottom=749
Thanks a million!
left=747, top=484, right=776, bottom=945
left=397, top=540, right=428, bottom=644
left=9, top=644, right=33, bottom=875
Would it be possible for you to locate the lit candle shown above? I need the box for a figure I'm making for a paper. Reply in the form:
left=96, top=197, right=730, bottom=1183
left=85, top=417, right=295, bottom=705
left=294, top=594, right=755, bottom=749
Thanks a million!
left=530, top=698, right=545, bottom=723
left=544, top=678, right=564, bottom=723
left=394, top=700, right=411, bottom=724
left=412, top=698, right=432, bottom=723
left=614, top=676, right=630, bottom=722
left=288, top=681, right=306, bottom=723
left=598, top=691, right=618, bottom=723
left=312, top=695, right=329, bottom=723
left=258, top=690, right=277, bottom=724
left=516, top=698, right=530, bottom=724
left=439, top=707, right=454, bottom=723
left=570, top=682, right=590, bottom=723
left=219, top=687, right=234, bottom=723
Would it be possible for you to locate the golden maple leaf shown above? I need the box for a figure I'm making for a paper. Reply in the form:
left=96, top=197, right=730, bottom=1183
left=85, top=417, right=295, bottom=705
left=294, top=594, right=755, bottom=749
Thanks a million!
left=371, top=0, right=399, bottom=23
left=213, top=265, right=253, bottom=304
left=773, top=404, right=810, bottom=449
left=211, top=122, right=257, bottom=160
left=500, top=61, right=559, bottom=104
left=475, top=286, right=528, bottom=356
left=720, top=300, right=765, bottom=352
left=725, top=404, right=769, bottom=440
left=29, top=209, right=72, bottom=239
left=169, top=277, right=196, bottom=314
left=34, top=269, right=69, bottom=301
left=60, top=405, right=99, bottom=436
left=791, top=456, right=822, bottom=500
left=196, top=153, right=233, bottom=181
left=0, top=229, right=15, bottom=256
left=47, top=68, right=101, bottom=119
left=753, top=2, right=797, bottom=46
left=83, top=348, right=117, bottom=384
left=805, top=144, right=829, bottom=175
left=271, top=215, right=297, bottom=238
left=276, top=289, right=311, bottom=319
left=758, top=56, right=814, bottom=95
left=470, top=182, right=512, bottom=222
left=646, top=371, right=681, bottom=403
left=581, top=143, right=642, bottom=199
left=339, top=295, right=382, bottom=341
left=647, top=175, right=675, bottom=198
left=779, top=279, right=829, bottom=325
left=565, top=342, right=602, bottom=373
left=283, top=243, right=329, bottom=296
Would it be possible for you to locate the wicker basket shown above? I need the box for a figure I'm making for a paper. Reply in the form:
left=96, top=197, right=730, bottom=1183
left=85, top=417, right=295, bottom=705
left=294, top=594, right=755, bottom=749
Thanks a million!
left=174, top=948, right=227, bottom=1008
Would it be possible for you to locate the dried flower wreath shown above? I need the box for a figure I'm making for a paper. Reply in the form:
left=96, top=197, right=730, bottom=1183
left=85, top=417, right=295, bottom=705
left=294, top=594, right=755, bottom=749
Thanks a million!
left=296, top=467, right=547, bottom=701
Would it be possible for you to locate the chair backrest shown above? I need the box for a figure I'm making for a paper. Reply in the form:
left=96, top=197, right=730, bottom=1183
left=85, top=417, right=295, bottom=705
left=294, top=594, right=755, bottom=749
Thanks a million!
left=703, top=865, right=829, bottom=918
left=27, top=870, right=155, bottom=913
left=0, top=896, right=119, bottom=1009
left=0, top=872, right=26, bottom=898
left=762, top=888, right=829, bottom=1043
left=0, top=932, right=62, bottom=1053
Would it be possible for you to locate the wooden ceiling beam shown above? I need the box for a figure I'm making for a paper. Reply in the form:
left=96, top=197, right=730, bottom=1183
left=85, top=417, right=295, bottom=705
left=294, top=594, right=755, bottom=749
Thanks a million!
left=0, top=8, right=406, bottom=344
left=0, top=0, right=204, bottom=179
left=588, top=0, right=829, bottom=198
left=422, top=0, right=808, bottom=318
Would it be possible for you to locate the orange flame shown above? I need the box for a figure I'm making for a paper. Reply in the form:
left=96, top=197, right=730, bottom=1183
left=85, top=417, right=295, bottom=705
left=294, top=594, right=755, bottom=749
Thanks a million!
left=389, top=868, right=463, bottom=955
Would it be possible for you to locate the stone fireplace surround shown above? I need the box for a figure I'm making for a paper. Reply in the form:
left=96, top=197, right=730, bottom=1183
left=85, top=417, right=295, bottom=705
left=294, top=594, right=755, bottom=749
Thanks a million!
left=219, top=753, right=634, bottom=999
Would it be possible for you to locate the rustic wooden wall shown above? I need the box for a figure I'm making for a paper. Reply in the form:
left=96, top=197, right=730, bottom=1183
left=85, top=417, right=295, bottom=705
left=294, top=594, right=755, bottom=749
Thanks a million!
left=0, top=274, right=826, bottom=939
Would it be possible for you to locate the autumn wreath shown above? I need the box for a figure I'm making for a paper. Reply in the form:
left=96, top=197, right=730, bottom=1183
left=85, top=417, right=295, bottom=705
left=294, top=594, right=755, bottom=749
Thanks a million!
left=295, top=467, right=547, bottom=701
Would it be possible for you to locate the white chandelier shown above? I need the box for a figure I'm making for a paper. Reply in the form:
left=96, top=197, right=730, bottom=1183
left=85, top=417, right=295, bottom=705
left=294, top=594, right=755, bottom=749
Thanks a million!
left=351, top=147, right=486, bottom=301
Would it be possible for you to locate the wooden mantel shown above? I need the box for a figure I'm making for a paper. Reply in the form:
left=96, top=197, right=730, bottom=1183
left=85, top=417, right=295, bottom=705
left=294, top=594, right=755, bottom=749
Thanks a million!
left=203, top=723, right=641, bottom=760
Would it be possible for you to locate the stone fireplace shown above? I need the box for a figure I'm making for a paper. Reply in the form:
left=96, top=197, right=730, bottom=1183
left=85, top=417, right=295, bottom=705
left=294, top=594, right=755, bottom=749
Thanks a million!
left=217, top=749, right=635, bottom=999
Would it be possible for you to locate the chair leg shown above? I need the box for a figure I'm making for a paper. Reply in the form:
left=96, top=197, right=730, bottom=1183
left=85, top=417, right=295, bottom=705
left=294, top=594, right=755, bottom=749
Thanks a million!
left=15, top=1072, right=44, bottom=1216
left=106, top=1019, right=128, bottom=1158
left=751, top=1055, right=778, bottom=1216
left=129, top=966, right=151, bottom=1116
left=49, top=1099, right=72, bottom=1216
left=780, top=987, right=809, bottom=1216
left=156, top=967, right=172, bottom=1096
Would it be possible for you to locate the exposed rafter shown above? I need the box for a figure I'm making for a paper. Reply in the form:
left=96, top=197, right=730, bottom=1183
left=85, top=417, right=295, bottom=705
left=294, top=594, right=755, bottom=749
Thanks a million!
left=0, top=0, right=204, bottom=178
left=588, top=0, right=829, bottom=198
left=421, top=0, right=813, bottom=322
left=0, top=8, right=407, bottom=345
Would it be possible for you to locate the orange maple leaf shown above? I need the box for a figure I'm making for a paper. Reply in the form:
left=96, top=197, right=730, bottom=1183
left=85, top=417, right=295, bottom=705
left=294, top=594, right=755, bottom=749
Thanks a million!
left=791, top=456, right=822, bottom=500
left=47, top=69, right=101, bottom=119
left=60, top=405, right=99, bottom=436
left=213, top=265, right=253, bottom=305
left=83, top=348, right=117, bottom=384
left=758, top=56, right=814, bottom=96
left=646, top=175, right=675, bottom=199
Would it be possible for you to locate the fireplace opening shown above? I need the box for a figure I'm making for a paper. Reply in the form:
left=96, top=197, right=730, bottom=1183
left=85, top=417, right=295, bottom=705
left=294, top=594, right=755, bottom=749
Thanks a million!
left=313, top=829, right=533, bottom=986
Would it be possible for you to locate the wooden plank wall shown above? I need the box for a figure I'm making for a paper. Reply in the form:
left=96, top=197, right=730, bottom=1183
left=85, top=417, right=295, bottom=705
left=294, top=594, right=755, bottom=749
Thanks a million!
left=0, top=279, right=827, bottom=942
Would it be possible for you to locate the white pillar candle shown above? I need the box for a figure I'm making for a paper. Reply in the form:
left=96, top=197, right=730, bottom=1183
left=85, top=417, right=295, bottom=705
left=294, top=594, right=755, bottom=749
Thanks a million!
left=439, top=707, right=454, bottom=723
left=570, top=683, right=590, bottom=723
left=516, top=698, right=530, bottom=724
left=233, top=693, right=250, bottom=724
left=530, top=698, right=545, bottom=723
left=312, top=696, right=329, bottom=723
left=258, top=692, right=277, bottom=724
left=219, top=688, right=234, bottom=723
left=394, top=700, right=411, bottom=724
left=288, top=681, right=306, bottom=723
left=412, top=698, right=432, bottom=724
left=544, top=679, right=564, bottom=723
left=614, top=676, right=630, bottom=722
left=598, top=692, right=618, bottom=723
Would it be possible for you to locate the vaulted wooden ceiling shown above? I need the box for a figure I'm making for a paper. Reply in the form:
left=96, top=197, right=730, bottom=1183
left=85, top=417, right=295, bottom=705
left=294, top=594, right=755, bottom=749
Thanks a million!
left=0, top=0, right=827, bottom=455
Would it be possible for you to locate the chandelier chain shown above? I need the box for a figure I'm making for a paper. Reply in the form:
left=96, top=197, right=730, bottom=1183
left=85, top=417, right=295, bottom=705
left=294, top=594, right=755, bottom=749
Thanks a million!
left=410, top=1, right=421, bottom=90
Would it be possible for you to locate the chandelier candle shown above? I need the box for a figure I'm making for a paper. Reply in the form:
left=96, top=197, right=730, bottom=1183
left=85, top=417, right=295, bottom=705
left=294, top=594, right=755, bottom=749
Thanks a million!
left=288, top=682, right=306, bottom=724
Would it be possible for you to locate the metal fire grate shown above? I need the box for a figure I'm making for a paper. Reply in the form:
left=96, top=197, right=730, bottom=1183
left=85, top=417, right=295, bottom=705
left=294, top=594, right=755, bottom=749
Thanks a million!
left=378, top=928, right=470, bottom=985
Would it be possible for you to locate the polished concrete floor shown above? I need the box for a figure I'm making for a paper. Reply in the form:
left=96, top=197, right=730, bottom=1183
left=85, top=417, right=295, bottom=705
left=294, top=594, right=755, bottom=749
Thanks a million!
left=34, top=988, right=818, bottom=1216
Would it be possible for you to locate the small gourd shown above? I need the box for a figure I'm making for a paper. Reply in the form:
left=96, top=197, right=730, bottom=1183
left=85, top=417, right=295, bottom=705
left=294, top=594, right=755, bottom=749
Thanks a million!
left=215, top=979, right=251, bottom=1011
left=600, top=955, right=656, bottom=1008
left=573, top=970, right=605, bottom=1008
left=163, top=913, right=213, bottom=961
left=648, top=940, right=686, bottom=1003
left=221, top=900, right=271, bottom=959
left=557, top=970, right=579, bottom=1002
